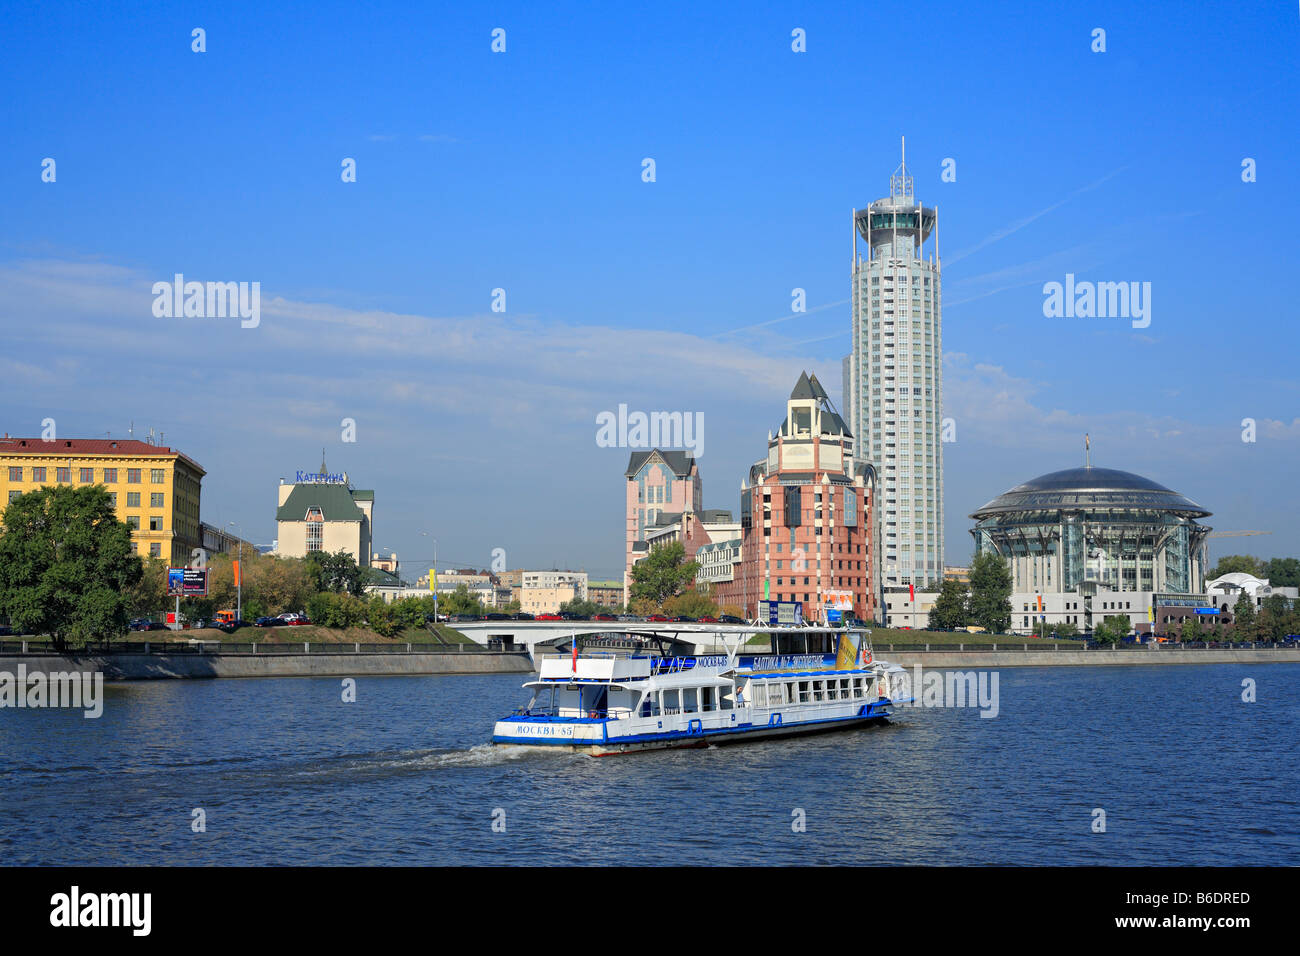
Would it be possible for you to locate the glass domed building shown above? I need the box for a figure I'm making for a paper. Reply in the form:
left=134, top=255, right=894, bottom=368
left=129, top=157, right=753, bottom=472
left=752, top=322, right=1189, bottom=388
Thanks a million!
left=970, top=465, right=1213, bottom=634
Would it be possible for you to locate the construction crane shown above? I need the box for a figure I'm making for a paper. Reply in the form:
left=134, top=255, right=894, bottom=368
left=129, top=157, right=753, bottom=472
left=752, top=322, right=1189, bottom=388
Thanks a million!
left=1207, top=530, right=1272, bottom=538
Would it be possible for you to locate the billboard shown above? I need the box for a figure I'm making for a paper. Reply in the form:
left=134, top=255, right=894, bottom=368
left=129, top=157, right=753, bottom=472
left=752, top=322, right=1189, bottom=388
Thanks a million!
left=824, top=589, right=854, bottom=611
left=757, top=600, right=803, bottom=627
left=167, top=567, right=209, bottom=597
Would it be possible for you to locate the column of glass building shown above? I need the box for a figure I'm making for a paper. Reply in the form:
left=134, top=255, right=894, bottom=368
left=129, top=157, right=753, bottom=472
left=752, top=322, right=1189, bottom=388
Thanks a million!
left=847, top=146, right=944, bottom=590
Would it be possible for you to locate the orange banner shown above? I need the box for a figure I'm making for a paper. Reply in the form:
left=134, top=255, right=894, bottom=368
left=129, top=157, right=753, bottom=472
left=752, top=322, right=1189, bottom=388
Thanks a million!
left=233, top=560, right=241, bottom=586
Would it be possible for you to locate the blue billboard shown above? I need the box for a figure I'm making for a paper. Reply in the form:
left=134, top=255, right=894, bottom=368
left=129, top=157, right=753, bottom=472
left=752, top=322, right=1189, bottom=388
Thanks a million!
left=757, top=600, right=803, bottom=627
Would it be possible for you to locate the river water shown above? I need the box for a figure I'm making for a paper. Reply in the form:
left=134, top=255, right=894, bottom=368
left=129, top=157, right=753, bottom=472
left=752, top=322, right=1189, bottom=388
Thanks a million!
left=1, top=663, right=1295, bottom=865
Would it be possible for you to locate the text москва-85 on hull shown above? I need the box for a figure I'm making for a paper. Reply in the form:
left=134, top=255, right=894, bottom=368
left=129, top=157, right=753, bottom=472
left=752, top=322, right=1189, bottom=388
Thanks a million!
left=491, top=628, right=911, bottom=756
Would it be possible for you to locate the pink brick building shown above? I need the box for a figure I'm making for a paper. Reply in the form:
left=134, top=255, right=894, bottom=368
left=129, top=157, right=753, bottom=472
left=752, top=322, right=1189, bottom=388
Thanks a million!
left=715, top=372, right=879, bottom=623
left=624, top=449, right=702, bottom=602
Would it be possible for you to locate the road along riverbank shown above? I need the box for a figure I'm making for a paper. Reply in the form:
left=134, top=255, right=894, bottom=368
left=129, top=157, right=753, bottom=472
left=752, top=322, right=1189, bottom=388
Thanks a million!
left=881, top=647, right=1300, bottom=667
left=3, top=645, right=1297, bottom=681
left=2, top=649, right=533, bottom=680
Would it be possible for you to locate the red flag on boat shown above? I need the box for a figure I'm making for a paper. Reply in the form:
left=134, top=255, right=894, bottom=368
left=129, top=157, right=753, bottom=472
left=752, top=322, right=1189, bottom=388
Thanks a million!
left=909, top=583, right=915, bottom=603
left=571, top=636, right=578, bottom=674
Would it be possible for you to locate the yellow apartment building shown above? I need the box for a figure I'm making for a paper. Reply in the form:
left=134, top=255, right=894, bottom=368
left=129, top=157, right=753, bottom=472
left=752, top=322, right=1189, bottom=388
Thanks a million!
left=0, top=435, right=205, bottom=565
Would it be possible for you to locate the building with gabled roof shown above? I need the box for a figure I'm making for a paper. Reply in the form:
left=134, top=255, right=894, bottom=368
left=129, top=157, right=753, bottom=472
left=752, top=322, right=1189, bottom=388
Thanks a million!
left=624, top=448, right=703, bottom=602
left=274, top=453, right=373, bottom=567
left=714, top=371, right=879, bottom=622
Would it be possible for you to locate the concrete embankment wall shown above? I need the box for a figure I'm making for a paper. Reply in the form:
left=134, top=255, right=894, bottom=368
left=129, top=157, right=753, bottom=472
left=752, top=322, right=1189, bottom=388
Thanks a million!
left=2, top=651, right=534, bottom=680
left=881, top=648, right=1300, bottom=668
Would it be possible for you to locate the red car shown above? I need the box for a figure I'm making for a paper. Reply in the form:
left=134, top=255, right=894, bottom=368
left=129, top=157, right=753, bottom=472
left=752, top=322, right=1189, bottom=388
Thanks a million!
left=697, top=615, right=718, bottom=623
left=593, top=613, right=615, bottom=621
left=536, top=613, right=563, bottom=621
left=646, top=614, right=668, bottom=622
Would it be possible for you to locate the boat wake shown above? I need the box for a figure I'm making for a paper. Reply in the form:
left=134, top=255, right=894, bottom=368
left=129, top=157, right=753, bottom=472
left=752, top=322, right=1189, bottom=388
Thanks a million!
left=417, top=742, right=577, bottom=768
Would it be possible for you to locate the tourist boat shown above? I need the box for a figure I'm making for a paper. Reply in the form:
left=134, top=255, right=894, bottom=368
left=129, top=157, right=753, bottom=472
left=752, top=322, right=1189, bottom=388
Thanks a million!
left=491, top=632, right=911, bottom=756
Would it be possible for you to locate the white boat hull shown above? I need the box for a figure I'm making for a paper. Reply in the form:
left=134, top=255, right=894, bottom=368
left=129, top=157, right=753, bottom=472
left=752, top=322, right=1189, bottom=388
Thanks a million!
left=492, top=699, right=894, bottom=757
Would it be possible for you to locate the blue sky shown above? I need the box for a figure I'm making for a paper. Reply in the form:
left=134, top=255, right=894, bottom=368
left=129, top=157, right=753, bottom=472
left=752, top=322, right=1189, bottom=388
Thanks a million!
left=2, top=0, right=1297, bottom=580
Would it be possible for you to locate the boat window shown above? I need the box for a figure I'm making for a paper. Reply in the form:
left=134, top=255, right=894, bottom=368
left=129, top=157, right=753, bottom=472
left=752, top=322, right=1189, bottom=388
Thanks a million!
left=768, top=682, right=785, bottom=705
left=852, top=678, right=863, bottom=698
left=683, top=687, right=698, bottom=714
left=701, top=686, right=715, bottom=712
left=752, top=684, right=768, bottom=707
left=639, top=691, right=659, bottom=717
left=812, top=681, right=823, bottom=702
left=720, top=687, right=733, bottom=710
left=839, top=678, right=850, bottom=699
left=662, top=689, right=680, bottom=715
left=798, top=681, right=810, bottom=703
left=786, top=682, right=796, bottom=703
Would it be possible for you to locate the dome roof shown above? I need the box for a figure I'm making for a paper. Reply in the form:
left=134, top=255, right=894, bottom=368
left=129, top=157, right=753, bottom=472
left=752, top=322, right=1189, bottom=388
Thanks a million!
left=971, top=466, right=1210, bottom=518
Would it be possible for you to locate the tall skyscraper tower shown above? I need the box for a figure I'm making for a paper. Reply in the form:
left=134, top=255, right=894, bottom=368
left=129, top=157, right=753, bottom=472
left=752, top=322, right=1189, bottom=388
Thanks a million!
left=845, top=139, right=944, bottom=591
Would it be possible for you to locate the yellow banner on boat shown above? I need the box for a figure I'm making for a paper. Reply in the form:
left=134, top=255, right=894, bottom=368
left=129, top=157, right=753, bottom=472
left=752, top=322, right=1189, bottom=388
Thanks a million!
left=835, top=632, right=863, bottom=670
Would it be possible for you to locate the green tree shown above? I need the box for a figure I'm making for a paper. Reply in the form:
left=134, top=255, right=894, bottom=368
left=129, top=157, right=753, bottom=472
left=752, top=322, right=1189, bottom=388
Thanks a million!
left=1048, top=621, right=1079, bottom=639
left=0, top=485, right=143, bottom=651
left=124, top=556, right=170, bottom=620
left=1232, top=590, right=1256, bottom=642
left=305, top=550, right=365, bottom=596
left=1263, top=557, right=1300, bottom=589
left=927, top=579, right=970, bottom=630
left=1258, top=594, right=1291, bottom=642
left=390, top=596, right=429, bottom=631
left=1092, top=614, right=1130, bottom=646
left=366, top=596, right=399, bottom=637
left=559, top=598, right=602, bottom=618
left=1209, top=554, right=1265, bottom=579
left=1178, top=615, right=1203, bottom=643
left=629, top=542, right=699, bottom=611
left=967, top=551, right=1012, bottom=634
left=665, top=585, right=719, bottom=619
left=439, top=584, right=484, bottom=616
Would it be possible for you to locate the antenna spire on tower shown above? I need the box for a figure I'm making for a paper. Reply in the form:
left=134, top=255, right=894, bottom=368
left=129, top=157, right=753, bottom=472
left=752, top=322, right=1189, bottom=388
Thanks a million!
left=1085, top=433, right=1091, bottom=468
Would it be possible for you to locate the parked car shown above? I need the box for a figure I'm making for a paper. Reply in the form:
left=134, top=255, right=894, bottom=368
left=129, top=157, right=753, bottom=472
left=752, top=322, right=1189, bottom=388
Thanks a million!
left=646, top=614, right=669, bottom=622
left=511, top=612, right=535, bottom=621
left=449, top=613, right=480, bottom=622
left=559, top=611, right=589, bottom=621
left=718, top=614, right=744, bottom=625
left=216, top=619, right=250, bottom=632
left=254, top=616, right=285, bottom=628
left=668, top=615, right=696, bottom=623
left=536, top=613, right=563, bottom=621
left=485, top=612, right=510, bottom=620
left=593, top=613, right=616, bottom=621
left=696, top=615, right=718, bottom=623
